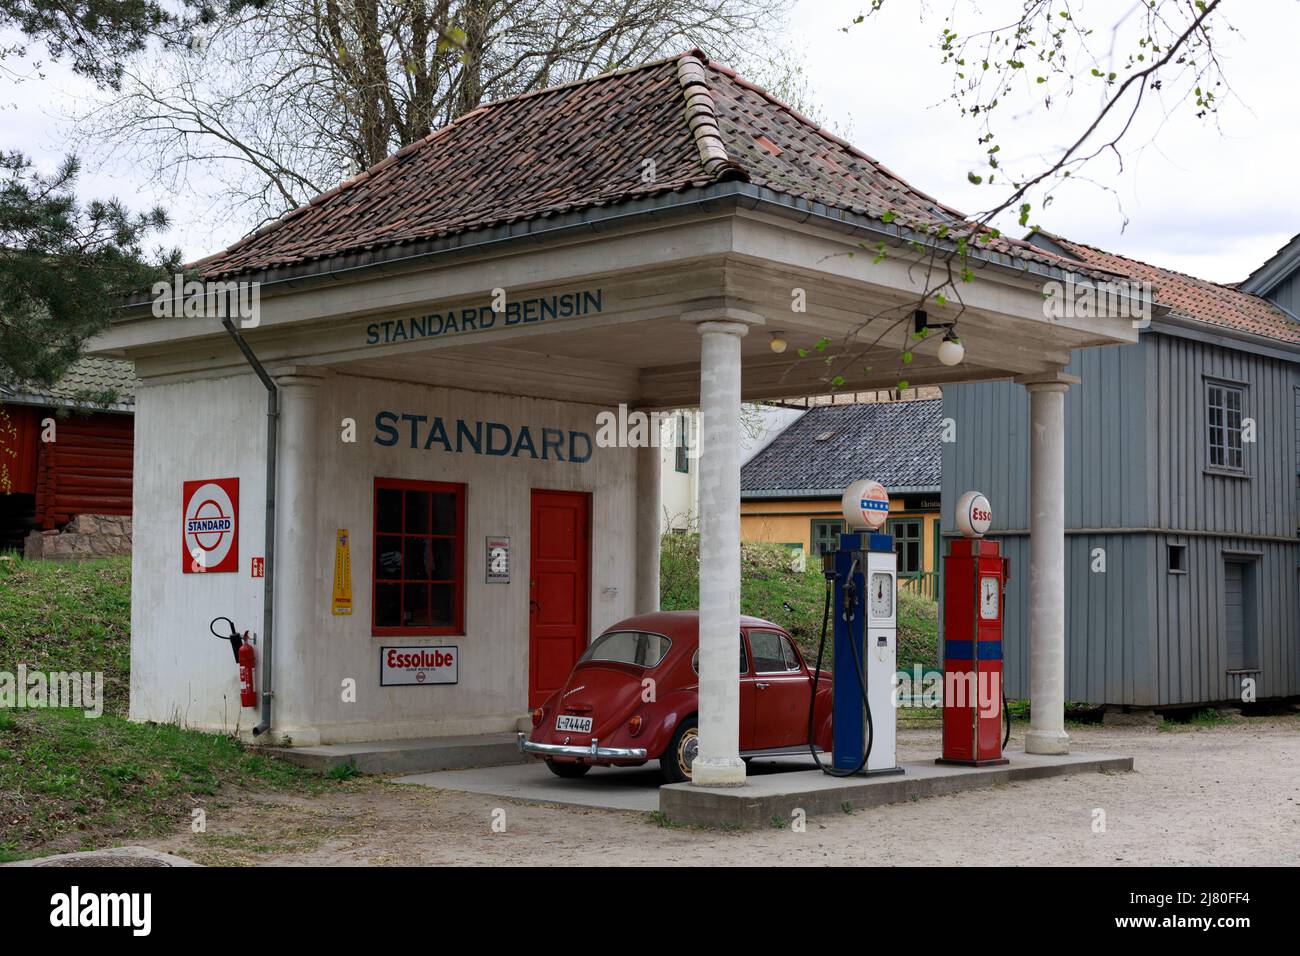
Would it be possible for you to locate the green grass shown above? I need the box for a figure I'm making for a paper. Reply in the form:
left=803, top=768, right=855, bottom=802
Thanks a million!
left=0, top=555, right=131, bottom=715
left=1158, top=707, right=1231, bottom=732
left=0, top=555, right=330, bottom=860
left=0, top=708, right=327, bottom=860
left=660, top=534, right=939, bottom=671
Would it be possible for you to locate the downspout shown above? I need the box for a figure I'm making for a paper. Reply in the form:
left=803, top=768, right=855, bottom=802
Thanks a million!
left=221, top=318, right=277, bottom=737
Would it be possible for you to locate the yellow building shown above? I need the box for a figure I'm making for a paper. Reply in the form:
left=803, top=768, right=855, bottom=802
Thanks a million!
left=739, top=399, right=942, bottom=597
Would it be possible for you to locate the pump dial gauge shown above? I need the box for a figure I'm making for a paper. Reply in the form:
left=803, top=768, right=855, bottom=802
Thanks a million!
left=980, top=576, right=1000, bottom=620
left=870, top=572, right=894, bottom=619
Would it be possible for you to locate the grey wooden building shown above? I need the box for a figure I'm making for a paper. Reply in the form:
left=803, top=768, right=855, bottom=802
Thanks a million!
left=943, top=232, right=1300, bottom=708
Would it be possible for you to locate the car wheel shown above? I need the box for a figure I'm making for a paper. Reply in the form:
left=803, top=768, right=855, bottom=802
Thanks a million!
left=660, top=716, right=699, bottom=784
left=545, top=759, right=591, bottom=779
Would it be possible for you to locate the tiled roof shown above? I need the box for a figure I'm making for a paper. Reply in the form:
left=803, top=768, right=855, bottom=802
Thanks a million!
left=194, top=52, right=1089, bottom=279
left=1042, top=233, right=1300, bottom=345
left=741, top=399, right=942, bottom=496
left=0, top=357, right=138, bottom=410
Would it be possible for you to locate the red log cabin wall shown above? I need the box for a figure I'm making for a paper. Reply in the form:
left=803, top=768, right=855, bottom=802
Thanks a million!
left=2, top=404, right=41, bottom=496
left=31, top=412, right=134, bottom=529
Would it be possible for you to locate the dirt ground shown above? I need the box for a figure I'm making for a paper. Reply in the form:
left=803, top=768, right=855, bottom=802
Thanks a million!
left=142, top=717, right=1300, bottom=866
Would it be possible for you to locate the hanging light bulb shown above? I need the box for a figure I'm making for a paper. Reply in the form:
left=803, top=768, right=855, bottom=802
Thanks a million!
left=937, top=329, right=965, bottom=366
left=769, top=331, right=788, bottom=353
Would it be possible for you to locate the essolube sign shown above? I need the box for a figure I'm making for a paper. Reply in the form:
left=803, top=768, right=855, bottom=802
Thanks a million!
left=381, top=646, right=459, bottom=686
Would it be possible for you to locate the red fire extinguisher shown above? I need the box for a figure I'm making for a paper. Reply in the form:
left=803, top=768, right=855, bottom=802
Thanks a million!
left=238, top=633, right=257, bottom=708
left=211, top=617, right=257, bottom=708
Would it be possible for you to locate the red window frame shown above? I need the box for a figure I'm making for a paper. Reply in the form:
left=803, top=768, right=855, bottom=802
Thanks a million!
left=372, top=477, right=466, bottom=637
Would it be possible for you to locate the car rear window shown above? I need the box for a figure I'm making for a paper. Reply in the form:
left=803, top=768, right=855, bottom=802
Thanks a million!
left=581, top=630, right=672, bottom=668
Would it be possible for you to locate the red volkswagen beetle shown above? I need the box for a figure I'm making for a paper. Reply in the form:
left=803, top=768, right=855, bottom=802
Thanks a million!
left=518, top=611, right=834, bottom=783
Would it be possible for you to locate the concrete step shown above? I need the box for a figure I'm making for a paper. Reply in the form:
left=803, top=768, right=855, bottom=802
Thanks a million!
left=263, top=732, right=528, bottom=775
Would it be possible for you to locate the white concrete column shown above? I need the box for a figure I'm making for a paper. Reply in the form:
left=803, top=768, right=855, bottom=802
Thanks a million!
left=635, top=434, right=661, bottom=615
left=1018, top=369, right=1079, bottom=756
left=682, top=307, right=762, bottom=787
left=269, top=367, right=326, bottom=741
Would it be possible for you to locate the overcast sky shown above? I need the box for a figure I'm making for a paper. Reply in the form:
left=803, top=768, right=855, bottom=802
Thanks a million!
left=1, top=0, right=1295, bottom=284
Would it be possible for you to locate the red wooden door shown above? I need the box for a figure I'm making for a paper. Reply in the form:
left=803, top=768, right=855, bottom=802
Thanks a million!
left=528, top=490, right=591, bottom=708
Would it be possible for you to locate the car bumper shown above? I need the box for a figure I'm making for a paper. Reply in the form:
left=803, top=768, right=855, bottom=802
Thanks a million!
left=516, top=733, right=648, bottom=761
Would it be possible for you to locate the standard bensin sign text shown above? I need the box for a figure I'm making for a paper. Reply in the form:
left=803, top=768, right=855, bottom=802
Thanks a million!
left=366, top=288, right=603, bottom=345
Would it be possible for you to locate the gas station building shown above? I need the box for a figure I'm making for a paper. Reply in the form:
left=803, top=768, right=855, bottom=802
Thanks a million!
left=91, top=52, right=1140, bottom=783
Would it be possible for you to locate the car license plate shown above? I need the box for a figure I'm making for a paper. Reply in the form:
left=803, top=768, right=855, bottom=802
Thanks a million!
left=556, top=715, right=592, bottom=733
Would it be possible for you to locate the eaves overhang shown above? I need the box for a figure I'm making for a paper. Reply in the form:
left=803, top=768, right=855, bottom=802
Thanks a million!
left=112, top=181, right=1128, bottom=324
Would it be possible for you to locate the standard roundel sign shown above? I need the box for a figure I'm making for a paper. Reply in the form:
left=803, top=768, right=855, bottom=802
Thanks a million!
left=956, top=490, right=993, bottom=538
left=841, top=478, right=891, bottom=531
left=183, top=477, right=240, bottom=573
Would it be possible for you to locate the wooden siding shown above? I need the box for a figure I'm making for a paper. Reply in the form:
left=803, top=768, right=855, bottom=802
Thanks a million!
left=1147, top=333, right=1297, bottom=538
left=945, top=330, right=1300, bottom=707
left=33, top=413, right=134, bottom=529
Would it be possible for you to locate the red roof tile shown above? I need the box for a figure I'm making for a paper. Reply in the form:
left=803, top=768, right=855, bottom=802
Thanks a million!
left=193, top=52, right=1090, bottom=280
left=1046, top=235, right=1300, bottom=345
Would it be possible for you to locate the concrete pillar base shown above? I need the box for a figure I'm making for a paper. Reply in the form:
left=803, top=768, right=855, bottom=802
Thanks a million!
left=692, top=756, right=748, bottom=787
left=1025, top=729, right=1071, bottom=755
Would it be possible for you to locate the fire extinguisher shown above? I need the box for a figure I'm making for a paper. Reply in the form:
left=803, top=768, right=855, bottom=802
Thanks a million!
left=211, top=616, right=257, bottom=708
left=238, top=634, right=257, bottom=708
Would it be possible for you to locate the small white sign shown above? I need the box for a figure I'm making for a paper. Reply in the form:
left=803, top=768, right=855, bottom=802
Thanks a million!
left=380, top=646, right=459, bottom=686
left=486, top=535, right=511, bottom=583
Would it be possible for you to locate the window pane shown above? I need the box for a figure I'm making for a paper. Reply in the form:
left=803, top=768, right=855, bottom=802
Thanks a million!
left=431, top=493, right=457, bottom=534
left=403, top=584, right=430, bottom=626
left=404, top=538, right=431, bottom=579
left=377, top=488, right=402, bottom=533
left=376, top=536, right=403, bottom=579
left=429, top=585, right=454, bottom=626
left=429, top=539, right=455, bottom=579
left=580, top=631, right=672, bottom=668
left=781, top=636, right=800, bottom=670
left=375, top=583, right=401, bottom=627
left=749, top=630, right=788, bottom=672
left=404, top=491, right=431, bottom=534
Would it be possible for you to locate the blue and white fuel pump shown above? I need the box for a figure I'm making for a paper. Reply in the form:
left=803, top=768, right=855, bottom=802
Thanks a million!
left=807, top=478, right=903, bottom=777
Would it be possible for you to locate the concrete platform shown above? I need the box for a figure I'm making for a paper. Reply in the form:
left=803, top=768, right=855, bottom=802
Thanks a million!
left=659, top=750, right=1134, bottom=827
left=393, top=754, right=821, bottom=812
left=264, top=732, right=528, bottom=774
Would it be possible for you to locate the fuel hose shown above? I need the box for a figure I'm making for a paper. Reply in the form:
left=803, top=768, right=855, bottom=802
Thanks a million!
left=806, top=560, right=874, bottom=777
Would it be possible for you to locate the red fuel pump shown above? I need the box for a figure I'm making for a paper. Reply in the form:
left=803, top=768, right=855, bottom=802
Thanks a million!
left=238, top=634, right=257, bottom=708
left=939, top=492, right=1010, bottom=766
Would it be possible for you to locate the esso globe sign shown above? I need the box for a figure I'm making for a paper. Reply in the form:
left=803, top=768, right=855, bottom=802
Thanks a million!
left=956, top=490, right=993, bottom=538
left=841, top=478, right=891, bottom=531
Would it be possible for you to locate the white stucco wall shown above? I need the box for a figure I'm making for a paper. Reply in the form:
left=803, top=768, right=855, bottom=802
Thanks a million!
left=130, top=370, right=637, bottom=743
left=658, top=404, right=805, bottom=532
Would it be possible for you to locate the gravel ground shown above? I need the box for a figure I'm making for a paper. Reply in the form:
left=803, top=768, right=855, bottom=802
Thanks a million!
left=143, top=716, right=1300, bottom=866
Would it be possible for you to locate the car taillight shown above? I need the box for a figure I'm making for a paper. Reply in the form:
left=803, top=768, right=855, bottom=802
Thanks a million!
left=531, top=707, right=544, bottom=727
left=628, top=715, right=643, bottom=736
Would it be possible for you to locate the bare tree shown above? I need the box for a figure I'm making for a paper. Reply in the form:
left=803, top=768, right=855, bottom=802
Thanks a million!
left=782, top=0, right=1234, bottom=393
left=79, top=0, right=792, bottom=225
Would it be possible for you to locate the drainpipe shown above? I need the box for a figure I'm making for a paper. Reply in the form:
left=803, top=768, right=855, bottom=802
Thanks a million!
left=221, top=318, right=277, bottom=737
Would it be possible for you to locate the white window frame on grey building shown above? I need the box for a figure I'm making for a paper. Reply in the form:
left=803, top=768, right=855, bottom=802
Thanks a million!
left=1205, top=378, right=1247, bottom=474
